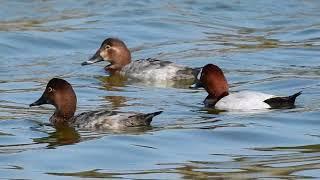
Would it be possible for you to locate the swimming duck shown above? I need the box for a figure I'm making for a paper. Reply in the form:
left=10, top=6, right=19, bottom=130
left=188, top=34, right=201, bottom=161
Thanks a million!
left=81, top=38, right=201, bottom=83
left=193, top=64, right=302, bottom=110
left=29, top=78, right=162, bottom=129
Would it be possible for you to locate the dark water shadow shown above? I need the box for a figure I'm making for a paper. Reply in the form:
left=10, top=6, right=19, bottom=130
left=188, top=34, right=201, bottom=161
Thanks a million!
left=253, top=144, right=320, bottom=153
left=45, top=147, right=320, bottom=179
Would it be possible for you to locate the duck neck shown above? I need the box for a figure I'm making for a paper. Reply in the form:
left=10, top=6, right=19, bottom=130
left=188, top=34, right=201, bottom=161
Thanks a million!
left=108, top=49, right=131, bottom=72
left=204, top=92, right=229, bottom=107
left=50, top=108, right=76, bottom=126
left=105, top=63, right=127, bottom=73
left=50, top=96, right=77, bottom=126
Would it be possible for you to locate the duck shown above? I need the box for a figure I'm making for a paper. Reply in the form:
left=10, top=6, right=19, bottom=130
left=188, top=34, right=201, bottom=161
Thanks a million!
left=193, top=64, right=302, bottom=110
left=81, top=38, right=201, bottom=83
left=29, top=78, right=162, bottom=129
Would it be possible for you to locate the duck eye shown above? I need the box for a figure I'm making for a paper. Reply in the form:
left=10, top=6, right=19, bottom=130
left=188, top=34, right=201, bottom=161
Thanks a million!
left=48, top=87, right=54, bottom=93
left=105, top=45, right=111, bottom=49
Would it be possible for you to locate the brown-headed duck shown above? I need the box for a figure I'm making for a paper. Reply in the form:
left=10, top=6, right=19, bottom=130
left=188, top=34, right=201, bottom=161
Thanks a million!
left=193, top=64, right=302, bottom=110
left=29, top=78, right=162, bottom=129
left=81, top=38, right=201, bottom=84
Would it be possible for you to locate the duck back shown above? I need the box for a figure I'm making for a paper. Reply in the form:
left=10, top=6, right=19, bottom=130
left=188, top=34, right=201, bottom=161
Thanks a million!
left=215, top=91, right=275, bottom=110
left=121, top=58, right=197, bottom=81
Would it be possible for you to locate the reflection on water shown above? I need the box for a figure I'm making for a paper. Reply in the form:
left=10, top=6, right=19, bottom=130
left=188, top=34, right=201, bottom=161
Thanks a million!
left=0, top=0, right=320, bottom=179
left=104, top=96, right=128, bottom=110
left=43, top=150, right=320, bottom=179
left=33, top=126, right=81, bottom=148
left=99, top=75, right=127, bottom=91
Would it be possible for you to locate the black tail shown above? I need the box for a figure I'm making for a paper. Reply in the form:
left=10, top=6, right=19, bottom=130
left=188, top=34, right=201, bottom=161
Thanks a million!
left=142, top=111, right=163, bottom=125
left=264, top=91, right=302, bottom=109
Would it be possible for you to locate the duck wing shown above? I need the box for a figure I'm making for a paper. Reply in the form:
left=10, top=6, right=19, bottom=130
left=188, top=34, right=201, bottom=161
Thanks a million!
left=72, top=110, right=162, bottom=130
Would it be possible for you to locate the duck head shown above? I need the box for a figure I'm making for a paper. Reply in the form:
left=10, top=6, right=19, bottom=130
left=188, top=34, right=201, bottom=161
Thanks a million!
left=198, top=64, right=229, bottom=106
left=82, top=38, right=131, bottom=71
left=30, top=78, right=77, bottom=121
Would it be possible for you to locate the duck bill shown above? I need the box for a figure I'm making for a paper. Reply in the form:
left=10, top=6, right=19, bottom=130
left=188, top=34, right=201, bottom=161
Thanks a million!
left=81, top=50, right=103, bottom=66
left=29, top=95, right=48, bottom=107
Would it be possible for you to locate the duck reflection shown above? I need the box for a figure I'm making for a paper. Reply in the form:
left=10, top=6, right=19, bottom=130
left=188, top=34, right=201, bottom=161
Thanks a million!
left=32, top=123, right=154, bottom=149
left=104, top=95, right=127, bottom=110
left=99, top=72, right=196, bottom=89
left=33, top=126, right=81, bottom=148
left=98, top=74, right=127, bottom=91
left=98, top=75, right=129, bottom=110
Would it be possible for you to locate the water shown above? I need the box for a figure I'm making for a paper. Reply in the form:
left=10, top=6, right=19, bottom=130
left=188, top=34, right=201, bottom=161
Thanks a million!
left=1, top=0, right=320, bottom=179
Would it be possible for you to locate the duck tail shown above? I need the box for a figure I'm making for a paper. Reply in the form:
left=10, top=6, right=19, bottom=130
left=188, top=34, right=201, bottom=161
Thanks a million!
left=289, top=91, right=302, bottom=101
left=143, top=111, right=163, bottom=125
left=264, top=91, right=302, bottom=109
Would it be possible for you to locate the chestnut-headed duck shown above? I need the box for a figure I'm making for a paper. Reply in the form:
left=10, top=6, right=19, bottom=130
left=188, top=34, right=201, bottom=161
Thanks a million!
left=29, top=78, right=162, bottom=129
left=193, top=64, right=302, bottom=110
left=81, top=38, right=201, bottom=83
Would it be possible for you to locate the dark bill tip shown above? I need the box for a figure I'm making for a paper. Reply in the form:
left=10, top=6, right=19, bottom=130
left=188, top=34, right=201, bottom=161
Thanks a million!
left=81, top=61, right=93, bottom=66
left=81, top=58, right=103, bottom=66
left=82, top=50, right=103, bottom=66
left=29, top=96, right=47, bottom=107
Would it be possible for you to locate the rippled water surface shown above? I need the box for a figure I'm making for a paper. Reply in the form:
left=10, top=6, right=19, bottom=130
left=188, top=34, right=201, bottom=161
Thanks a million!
left=1, top=0, right=320, bottom=179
